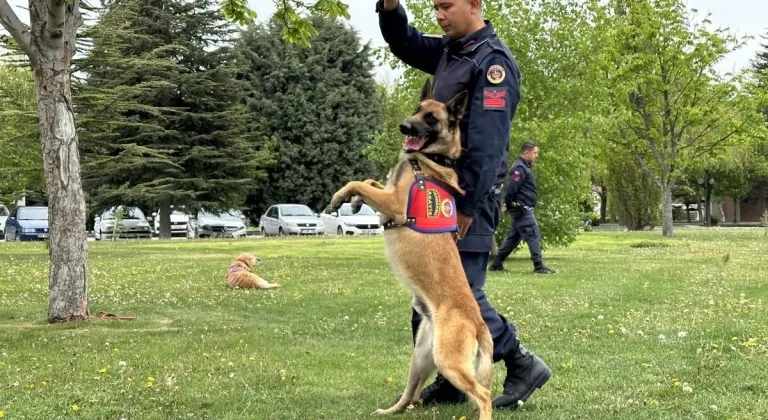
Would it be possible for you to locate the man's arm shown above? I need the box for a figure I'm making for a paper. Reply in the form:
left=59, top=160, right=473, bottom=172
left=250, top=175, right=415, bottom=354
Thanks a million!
left=376, top=0, right=444, bottom=75
left=503, top=165, right=526, bottom=209
left=455, top=53, right=521, bottom=218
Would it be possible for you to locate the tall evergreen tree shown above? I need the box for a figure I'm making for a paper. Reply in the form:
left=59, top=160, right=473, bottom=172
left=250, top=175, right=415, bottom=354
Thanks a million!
left=236, top=15, right=381, bottom=220
left=74, top=0, right=273, bottom=237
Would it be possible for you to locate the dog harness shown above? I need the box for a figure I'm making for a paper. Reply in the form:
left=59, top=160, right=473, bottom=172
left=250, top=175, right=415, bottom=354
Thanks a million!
left=383, top=159, right=458, bottom=234
left=228, top=265, right=245, bottom=275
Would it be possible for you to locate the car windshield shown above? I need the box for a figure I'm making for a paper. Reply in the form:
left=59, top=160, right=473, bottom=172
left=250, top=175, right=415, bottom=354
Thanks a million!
left=339, top=204, right=376, bottom=216
left=18, top=207, right=48, bottom=220
left=199, top=210, right=242, bottom=219
left=281, top=205, right=314, bottom=217
left=103, top=207, right=144, bottom=220
left=0, top=206, right=8, bottom=217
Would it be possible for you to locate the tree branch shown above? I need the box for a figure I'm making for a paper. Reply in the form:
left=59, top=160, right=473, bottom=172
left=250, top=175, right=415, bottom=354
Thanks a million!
left=0, top=0, right=38, bottom=66
left=47, top=0, right=65, bottom=38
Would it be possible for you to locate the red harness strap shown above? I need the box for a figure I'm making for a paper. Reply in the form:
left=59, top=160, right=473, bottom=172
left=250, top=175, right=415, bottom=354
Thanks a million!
left=384, top=160, right=457, bottom=234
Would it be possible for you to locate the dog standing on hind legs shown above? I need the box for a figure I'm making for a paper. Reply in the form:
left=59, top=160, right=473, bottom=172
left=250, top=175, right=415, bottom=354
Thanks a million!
left=330, top=79, right=494, bottom=420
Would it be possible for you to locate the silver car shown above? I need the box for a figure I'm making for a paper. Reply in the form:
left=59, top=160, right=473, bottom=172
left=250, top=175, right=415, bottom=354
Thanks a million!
left=0, top=203, right=8, bottom=239
left=188, top=209, right=247, bottom=238
left=93, top=206, right=152, bottom=240
left=259, top=204, right=325, bottom=236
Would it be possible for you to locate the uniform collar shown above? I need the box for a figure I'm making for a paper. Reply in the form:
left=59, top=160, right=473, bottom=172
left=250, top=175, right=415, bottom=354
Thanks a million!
left=448, top=20, right=495, bottom=54
left=518, top=156, right=532, bottom=168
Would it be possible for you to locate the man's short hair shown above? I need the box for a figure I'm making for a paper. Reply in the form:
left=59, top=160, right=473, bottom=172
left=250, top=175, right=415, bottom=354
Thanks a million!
left=520, top=141, right=538, bottom=154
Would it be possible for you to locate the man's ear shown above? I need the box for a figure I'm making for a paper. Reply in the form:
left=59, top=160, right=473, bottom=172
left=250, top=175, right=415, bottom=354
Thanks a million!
left=420, top=78, right=433, bottom=102
left=445, top=90, right=469, bottom=121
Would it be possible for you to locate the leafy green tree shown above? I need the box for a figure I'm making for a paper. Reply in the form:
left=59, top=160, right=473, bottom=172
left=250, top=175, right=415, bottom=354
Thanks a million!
left=75, top=0, right=273, bottom=238
left=605, top=0, right=766, bottom=237
left=606, top=148, right=661, bottom=230
left=0, top=65, right=44, bottom=202
left=237, top=15, right=382, bottom=220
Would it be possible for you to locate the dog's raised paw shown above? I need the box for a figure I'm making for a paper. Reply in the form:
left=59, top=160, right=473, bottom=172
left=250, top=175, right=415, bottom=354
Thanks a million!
left=330, top=192, right=347, bottom=212
left=350, top=195, right=364, bottom=214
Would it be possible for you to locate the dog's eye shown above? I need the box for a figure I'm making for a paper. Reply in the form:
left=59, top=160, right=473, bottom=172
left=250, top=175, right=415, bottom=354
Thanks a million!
left=424, top=112, right=438, bottom=125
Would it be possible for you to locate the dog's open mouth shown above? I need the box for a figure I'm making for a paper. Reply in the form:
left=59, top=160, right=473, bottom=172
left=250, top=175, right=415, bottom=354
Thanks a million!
left=403, top=136, right=428, bottom=152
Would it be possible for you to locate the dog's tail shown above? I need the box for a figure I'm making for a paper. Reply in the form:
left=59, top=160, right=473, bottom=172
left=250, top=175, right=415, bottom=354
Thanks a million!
left=475, top=327, right=494, bottom=391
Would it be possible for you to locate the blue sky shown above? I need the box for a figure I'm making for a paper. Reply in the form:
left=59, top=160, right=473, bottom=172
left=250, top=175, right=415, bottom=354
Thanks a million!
left=3, top=0, right=766, bottom=81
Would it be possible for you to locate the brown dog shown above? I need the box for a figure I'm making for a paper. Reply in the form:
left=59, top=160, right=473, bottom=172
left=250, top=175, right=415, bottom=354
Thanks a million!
left=226, top=253, right=280, bottom=289
left=330, top=79, right=494, bottom=420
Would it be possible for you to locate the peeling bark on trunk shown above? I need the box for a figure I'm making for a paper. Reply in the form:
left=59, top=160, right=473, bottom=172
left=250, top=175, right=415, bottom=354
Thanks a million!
left=661, top=183, right=674, bottom=237
left=159, top=198, right=172, bottom=239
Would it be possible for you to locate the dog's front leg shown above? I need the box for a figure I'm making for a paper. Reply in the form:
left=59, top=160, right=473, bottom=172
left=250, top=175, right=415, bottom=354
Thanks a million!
left=331, top=181, right=405, bottom=223
left=351, top=179, right=385, bottom=214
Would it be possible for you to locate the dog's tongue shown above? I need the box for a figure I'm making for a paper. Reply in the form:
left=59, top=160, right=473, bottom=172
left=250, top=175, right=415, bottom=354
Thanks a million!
left=403, top=136, right=427, bottom=151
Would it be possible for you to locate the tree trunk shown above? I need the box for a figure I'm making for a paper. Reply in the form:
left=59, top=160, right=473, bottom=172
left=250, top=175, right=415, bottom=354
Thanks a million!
left=705, top=185, right=712, bottom=227
left=734, top=199, right=740, bottom=224
left=600, top=185, right=607, bottom=223
left=759, top=185, right=766, bottom=216
left=31, top=7, right=88, bottom=323
left=661, top=182, right=674, bottom=237
left=159, top=198, right=172, bottom=239
left=696, top=193, right=703, bottom=223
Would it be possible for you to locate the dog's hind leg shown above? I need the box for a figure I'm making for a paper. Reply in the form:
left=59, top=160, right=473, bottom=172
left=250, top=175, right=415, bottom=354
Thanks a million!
left=433, top=322, right=492, bottom=420
left=374, top=317, right=436, bottom=415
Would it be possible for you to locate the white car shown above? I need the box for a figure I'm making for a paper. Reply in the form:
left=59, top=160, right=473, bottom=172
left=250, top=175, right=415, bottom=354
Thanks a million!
left=259, top=204, right=325, bottom=236
left=320, top=203, right=383, bottom=236
left=188, top=209, right=248, bottom=238
left=93, top=206, right=152, bottom=240
left=151, top=208, right=190, bottom=237
left=0, top=203, right=8, bottom=239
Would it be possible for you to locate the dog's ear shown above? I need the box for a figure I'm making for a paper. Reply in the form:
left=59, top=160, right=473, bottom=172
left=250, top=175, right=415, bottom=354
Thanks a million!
left=420, top=78, right=433, bottom=102
left=445, top=90, right=469, bottom=121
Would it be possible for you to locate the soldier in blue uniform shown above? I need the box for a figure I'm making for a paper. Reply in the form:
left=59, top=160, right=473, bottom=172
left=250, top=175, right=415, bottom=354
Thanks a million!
left=376, top=0, right=551, bottom=410
left=490, top=141, right=556, bottom=274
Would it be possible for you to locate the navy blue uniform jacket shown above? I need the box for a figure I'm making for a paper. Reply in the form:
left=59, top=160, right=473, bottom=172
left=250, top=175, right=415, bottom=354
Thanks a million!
left=503, top=157, right=538, bottom=227
left=377, top=1, right=521, bottom=252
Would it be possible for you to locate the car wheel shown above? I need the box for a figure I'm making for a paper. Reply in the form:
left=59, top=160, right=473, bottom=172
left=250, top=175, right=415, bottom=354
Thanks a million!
left=100, top=232, right=108, bottom=241
left=337, top=226, right=343, bottom=236
left=278, top=227, right=285, bottom=236
left=261, top=227, right=266, bottom=237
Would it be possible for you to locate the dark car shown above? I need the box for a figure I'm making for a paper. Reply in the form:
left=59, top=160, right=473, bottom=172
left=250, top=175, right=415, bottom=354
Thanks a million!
left=3, top=206, right=49, bottom=241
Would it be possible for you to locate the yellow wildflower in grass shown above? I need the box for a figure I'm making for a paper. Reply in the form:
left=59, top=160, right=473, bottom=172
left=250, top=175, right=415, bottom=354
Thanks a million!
left=741, top=337, right=757, bottom=348
left=71, top=404, right=80, bottom=411
left=227, top=361, right=234, bottom=367
left=0, top=409, right=4, bottom=418
left=672, top=378, right=681, bottom=387
left=386, top=376, right=393, bottom=383
left=99, top=368, right=107, bottom=374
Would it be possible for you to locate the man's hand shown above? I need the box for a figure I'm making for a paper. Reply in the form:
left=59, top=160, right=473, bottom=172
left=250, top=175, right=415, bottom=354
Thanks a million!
left=382, top=0, right=399, bottom=11
left=454, top=211, right=474, bottom=242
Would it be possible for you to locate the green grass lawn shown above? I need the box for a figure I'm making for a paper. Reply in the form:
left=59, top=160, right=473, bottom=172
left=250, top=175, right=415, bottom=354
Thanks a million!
left=1, top=229, right=767, bottom=419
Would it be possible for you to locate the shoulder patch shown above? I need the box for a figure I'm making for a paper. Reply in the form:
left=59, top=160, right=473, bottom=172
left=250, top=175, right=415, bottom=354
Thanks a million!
left=486, top=64, right=506, bottom=84
left=483, top=87, right=506, bottom=111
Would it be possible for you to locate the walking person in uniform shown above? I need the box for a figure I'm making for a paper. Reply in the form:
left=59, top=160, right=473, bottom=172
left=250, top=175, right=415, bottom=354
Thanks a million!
left=490, top=141, right=555, bottom=274
left=376, top=0, right=551, bottom=409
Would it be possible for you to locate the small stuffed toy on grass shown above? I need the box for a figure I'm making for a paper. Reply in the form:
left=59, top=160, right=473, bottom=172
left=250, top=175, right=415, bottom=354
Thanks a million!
left=226, top=253, right=280, bottom=289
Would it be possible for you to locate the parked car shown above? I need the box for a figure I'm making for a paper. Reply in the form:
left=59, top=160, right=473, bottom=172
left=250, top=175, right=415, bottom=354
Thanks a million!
left=93, top=206, right=152, bottom=240
left=0, top=203, right=9, bottom=239
left=3, top=206, right=49, bottom=241
left=259, top=204, right=325, bottom=236
left=320, top=203, right=383, bottom=236
left=187, top=209, right=247, bottom=238
left=151, top=207, right=190, bottom=237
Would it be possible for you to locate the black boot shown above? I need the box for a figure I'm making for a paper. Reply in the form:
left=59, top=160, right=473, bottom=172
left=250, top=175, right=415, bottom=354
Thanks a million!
left=492, top=345, right=551, bottom=409
left=395, top=372, right=467, bottom=405
left=533, top=262, right=555, bottom=274
left=488, top=260, right=505, bottom=271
